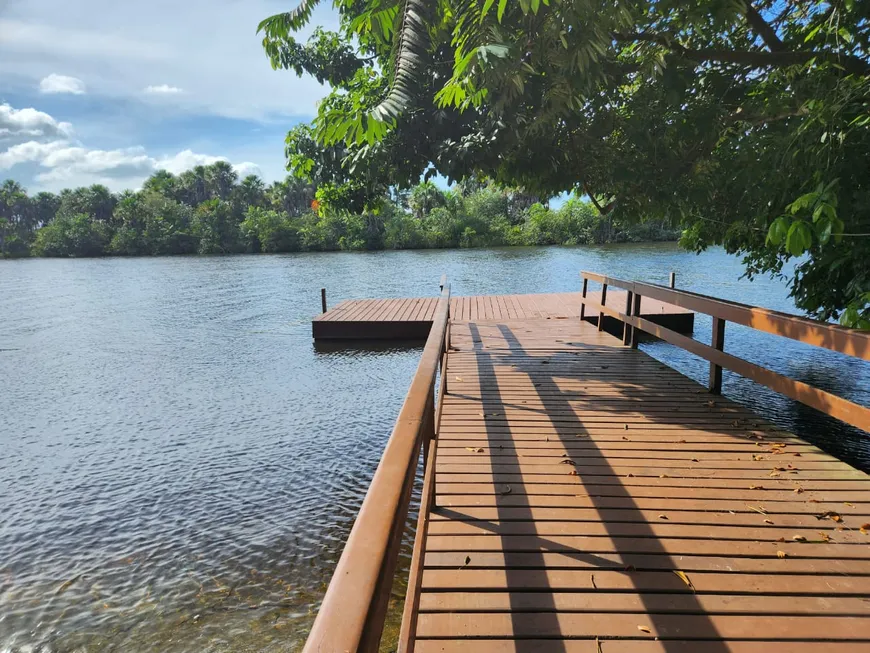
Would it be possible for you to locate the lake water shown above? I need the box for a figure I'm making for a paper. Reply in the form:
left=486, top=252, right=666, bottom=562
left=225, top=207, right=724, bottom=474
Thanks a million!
left=2, top=244, right=869, bottom=652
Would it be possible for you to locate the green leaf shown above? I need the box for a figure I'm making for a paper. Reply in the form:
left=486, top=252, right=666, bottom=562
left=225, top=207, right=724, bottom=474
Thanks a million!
left=767, top=216, right=789, bottom=246
left=481, top=0, right=496, bottom=20
left=786, top=221, right=812, bottom=256
left=497, top=0, right=508, bottom=22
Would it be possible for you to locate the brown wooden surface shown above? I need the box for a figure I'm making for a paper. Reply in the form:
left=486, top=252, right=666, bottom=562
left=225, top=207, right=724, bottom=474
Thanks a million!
left=312, top=291, right=693, bottom=339
left=401, top=316, right=870, bottom=651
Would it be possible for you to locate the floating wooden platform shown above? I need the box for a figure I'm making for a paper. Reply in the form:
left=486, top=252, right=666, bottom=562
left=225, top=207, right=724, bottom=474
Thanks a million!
left=402, top=316, right=870, bottom=651
left=312, top=291, right=694, bottom=340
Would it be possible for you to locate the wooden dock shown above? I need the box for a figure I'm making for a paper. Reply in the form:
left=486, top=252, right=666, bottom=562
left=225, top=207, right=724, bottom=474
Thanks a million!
left=313, top=291, right=694, bottom=339
left=301, top=273, right=870, bottom=653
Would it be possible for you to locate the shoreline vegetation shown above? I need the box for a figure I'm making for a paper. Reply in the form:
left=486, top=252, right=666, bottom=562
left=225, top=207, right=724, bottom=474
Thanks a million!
left=1, top=166, right=678, bottom=259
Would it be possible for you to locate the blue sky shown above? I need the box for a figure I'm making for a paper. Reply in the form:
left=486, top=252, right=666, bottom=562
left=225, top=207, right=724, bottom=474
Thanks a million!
left=0, top=0, right=339, bottom=192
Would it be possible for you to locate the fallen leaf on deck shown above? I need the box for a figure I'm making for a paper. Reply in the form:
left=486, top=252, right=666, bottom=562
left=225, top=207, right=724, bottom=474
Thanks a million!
left=591, top=573, right=597, bottom=589
left=764, top=519, right=774, bottom=524
left=794, top=487, right=804, bottom=494
left=568, top=470, right=578, bottom=476
left=559, top=459, right=577, bottom=465
left=465, top=447, right=484, bottom=453
left=678, top=439, right=687, bottom=444
left=844, top=502, right=855, bottom=508
left=673, top=570, right=695, bottom=591
left=777, top=551, right=787, bottom=558
left=691, top=458, right=699, bottom=463
left=455, top=377, right=463, bottom=382
left=461, top=555, right=471, bottom=568
left=792, top=535, right=808, bottom=542
left=624, top=424, right=629, bottom=430
left=638, top=625, right=651, bottom=634
left=749, top=485, right=764, bottom=490
left=818, top=531, right=832, bottom=542
left=860, top=523, right=870, bottom=534
left=816, top=511, right=842, bottom=522
left=658, top=514, right=668, bottom=520
left=596, top=637, right=603, bottom=653
left=659, top=474, right=669, bottom=478
left=499, top=485, right=512, bottom=495
left=776, top=537, right=786, bottom=543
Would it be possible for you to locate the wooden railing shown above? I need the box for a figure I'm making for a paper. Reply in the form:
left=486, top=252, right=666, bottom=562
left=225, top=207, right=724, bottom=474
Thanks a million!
left=579, top=271, right=870, bottom=433
left=302, top=277, right=451, bottom=653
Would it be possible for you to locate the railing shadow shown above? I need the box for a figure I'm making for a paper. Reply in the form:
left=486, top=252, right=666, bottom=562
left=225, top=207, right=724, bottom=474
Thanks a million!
left=452, top=320, right=732, bottom=649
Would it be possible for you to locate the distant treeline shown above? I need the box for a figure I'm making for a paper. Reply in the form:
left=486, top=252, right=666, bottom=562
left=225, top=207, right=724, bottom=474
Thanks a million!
left=0, top=165, right=678, bottom=258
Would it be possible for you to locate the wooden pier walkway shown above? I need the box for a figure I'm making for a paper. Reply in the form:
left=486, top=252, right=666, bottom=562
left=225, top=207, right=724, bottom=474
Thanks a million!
left=312, top=291, right=693, bottom=340
left=303, top=273, right=870, bottom=653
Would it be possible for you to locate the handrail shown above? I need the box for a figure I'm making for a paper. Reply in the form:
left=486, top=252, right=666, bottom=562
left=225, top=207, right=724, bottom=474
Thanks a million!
left=302, top=277, right=451, bottom=653
left=579, top=271, right=870, bottom=433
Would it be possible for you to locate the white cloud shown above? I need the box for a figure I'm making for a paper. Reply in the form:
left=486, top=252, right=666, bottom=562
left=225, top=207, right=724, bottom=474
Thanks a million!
left=0, top=104, right=261, bottom=191
left=144, top=84, right=182, bottom=94
left=39, top=73, right=87, bottom=94
left=0, top=1, right=337, bottom=120
left=0, top=103, right=74, bottom=143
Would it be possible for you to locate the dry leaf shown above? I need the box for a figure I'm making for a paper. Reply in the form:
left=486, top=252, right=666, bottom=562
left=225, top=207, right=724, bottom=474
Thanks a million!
left=673, top=570, right=695, bottom=591
left=591, top=573, right=597, bottom=589
left=624, top=424, right=629, bottom=430
left=638, top=625, right=651, bottom=634
left=499, top=485, right=512, bottom=495
left=749, top=485, right=764, bottom=490
left=454, top=377, right=463, bottom=382
left=659, top=474, right=670, bottom=478
left=461, top=555, right=471, bottom=568
left=860, top=523, right=870, bottom=534
left=816, top=511, right=842, bottom=522
left=658, top=514, right=669, bottom=520
left=465, top=447, right=484, bottom=453
left=818, top=531, right=832, bottom=542
left=559, top=459, right=577, bottom=465
left=792, top=535, right=808, bottom=543
left=794, top=487, right=804, bottom=494
left=844, top=502, right=856, bottom=508
left=776, top=550, right=787, bottom=558
left=596, top=637, right=603, bottom=653
left=568, top=470, right=578, bottom=476
left=747, top=505, right=768, bottom=515
left=764, top=519, right=774, bottom=525
left=691, top=458, right=700, bottom=463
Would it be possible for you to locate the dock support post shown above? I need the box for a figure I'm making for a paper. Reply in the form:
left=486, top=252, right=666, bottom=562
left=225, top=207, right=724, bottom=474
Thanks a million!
left=622, top=291, right=633, bottom=345
left=630, top=293, right=641, bottom=349
left=709, top=317, right=725, bottom=393
left=597, top=283, right=608, bottom=331
left=669, top=272, right=676, bottom=289
left=321, top=288, right=327, bottom=313
left=580, top=277, right=588, bottom=321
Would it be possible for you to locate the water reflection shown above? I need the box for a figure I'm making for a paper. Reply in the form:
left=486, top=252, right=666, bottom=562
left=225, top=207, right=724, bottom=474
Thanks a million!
left=0, top=243, right=868, bottom=652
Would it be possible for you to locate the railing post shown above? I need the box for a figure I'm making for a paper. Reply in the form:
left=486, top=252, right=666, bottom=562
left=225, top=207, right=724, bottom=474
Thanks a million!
left=321, top=288, right=327, bottom=313
left=669, top=272, right=676, bottom=289
left=622, top=291, right=633, bottom=345
left=421, top=389, right=436, bottom=469
left=709, top=317, right=725, bottom=393
left=580, top=277, right=588, bottom=321
left=630, top=293, right=642, bottom=349
left=598, top=283, right=608, bottom=331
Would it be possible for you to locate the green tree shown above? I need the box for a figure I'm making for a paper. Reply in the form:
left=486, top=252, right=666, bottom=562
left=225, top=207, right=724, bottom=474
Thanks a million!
left=32, top=213, right=110, bottom=257
left=260, top=0, right=870, bottom=325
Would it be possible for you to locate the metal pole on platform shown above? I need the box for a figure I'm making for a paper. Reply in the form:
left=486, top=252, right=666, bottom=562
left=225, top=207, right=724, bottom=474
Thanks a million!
left=669, top=272, right=676, bottom=289
left=321, top=288, right=327, bottom=313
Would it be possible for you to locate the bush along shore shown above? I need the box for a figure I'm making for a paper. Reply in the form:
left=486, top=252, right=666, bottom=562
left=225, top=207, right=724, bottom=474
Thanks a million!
left=0, top=168, right=679, bottom=258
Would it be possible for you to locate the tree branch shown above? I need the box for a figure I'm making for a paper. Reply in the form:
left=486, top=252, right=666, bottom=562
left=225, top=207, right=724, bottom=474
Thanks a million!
left=583, top=182, right=616, bottom=215
left=744, top=1, right=786, bottom=52
left=615, top=31, right=870, bottom=76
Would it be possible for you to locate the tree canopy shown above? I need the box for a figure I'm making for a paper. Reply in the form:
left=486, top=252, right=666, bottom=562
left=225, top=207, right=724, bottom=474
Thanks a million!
left=1, top=170, right=676, bottom=259
left=259, top=0, right=870, bottom=326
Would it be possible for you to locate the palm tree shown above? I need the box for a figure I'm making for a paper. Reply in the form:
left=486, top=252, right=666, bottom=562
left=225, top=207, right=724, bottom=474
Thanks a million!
left=204, top=161, right=238, bottom=201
